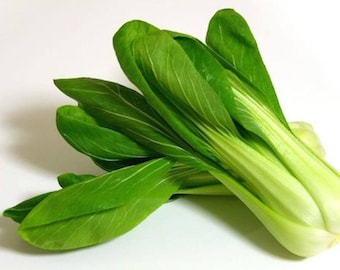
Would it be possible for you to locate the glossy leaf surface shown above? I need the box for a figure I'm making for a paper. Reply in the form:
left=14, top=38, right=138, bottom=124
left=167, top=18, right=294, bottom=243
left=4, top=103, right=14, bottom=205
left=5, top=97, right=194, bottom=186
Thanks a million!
left=19, top=158, right=177, bottom=250
left=206, top=9, right=288, bottom=127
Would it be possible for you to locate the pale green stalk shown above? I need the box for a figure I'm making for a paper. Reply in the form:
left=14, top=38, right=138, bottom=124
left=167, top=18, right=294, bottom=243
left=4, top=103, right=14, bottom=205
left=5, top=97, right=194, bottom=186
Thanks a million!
left=227, top=70, right=340, bottom=233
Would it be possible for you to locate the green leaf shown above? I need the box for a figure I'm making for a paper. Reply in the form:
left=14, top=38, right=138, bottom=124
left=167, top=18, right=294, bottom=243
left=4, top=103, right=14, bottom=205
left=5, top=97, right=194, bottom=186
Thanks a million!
left=206, top=9, right=288, bottom=127
left=133, top=30, right=236, bottom=133
left=113, top=21, right=218, bottom=169
left=167, top=34, right=274, bottom=143
left=54, top=77, right=214, bottom=171
left=56, top=105, right=155, bottom=160
left=19, top=158, right=177, bottom=250
left=113, top=20, right=160, bottom=90
left=54, top=77, right=163, bottom=131
left=170, top=33, right=235, bottom=112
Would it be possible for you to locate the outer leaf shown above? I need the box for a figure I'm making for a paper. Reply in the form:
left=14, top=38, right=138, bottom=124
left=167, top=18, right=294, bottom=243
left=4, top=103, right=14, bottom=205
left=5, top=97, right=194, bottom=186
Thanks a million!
left=56, top=105, right=155, bottom=160
left=206, top=9, right=340, bottom=235
left=113, top=20, right=160, bottom=90
left=113, top=21, right=218, bottom=166
left=19, top=158, right=177, bottom=250
left=133, top=30, right=236, bottom=133
left=206, top=8, right=288, bottom=127
left=167, top=33, right=272, bottom=141
left=168, top=32, right=236, bottom=115
left=54, top=77, right=215, bottom=171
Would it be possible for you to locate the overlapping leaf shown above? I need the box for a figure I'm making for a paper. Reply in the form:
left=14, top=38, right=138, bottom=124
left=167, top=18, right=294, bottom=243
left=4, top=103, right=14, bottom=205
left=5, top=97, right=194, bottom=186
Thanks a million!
left=57, top=105, right=154, bottom=161
left=19, top=158, right=177, bottom=250
left=206, top=8, right=288, bottom=127
left=133, top=31, right=236, bottom=133
left=113, top=21, right=217, bottom=164
left=54, top=77, right=216, bottom=171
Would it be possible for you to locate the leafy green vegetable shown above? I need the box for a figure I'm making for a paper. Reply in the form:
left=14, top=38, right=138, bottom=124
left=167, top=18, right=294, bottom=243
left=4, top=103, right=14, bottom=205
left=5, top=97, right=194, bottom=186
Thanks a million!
left=206, top=10, right=340, bottom=234
left=112, top=12, right=340, bottom=256
left=129, top=29, right=322, bottom=223
left=3, top=8, right=339, bottom=257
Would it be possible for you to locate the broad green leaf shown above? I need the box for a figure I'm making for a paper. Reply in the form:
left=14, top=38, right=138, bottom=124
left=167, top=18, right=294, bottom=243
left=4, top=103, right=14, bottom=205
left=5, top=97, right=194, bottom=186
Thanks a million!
left=21, top=158, right=172, bottom=228
left=169, top=33, right=235, bottom=112
left=56, top=105, right=155, bottom=160
left=168, top=34, right=272, bottom=141
left=54, top=77, right=215, bottom=171
left=113, top=21, right=218, bottom=168
left=19, top=158, right=177, bottom=250
left=206, top=9, right=288, bottom=127
left=20, top=179, right=179, bottom=250
left=133, top=30, right=236, bottom=134
left=54, top=77, right=163, bottom=130
left=113, top=20, right=160, bottom=90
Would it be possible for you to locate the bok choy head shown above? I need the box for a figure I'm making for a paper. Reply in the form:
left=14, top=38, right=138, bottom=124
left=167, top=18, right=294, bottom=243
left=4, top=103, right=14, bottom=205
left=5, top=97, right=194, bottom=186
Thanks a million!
left=113, top=10, right=340, bottom=256
left=4, top=8, right=338, bottom=256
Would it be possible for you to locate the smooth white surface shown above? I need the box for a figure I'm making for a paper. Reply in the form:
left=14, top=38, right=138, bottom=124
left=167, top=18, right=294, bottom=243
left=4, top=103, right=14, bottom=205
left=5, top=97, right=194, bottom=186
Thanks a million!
left=1, top=1, right=340, bottom=269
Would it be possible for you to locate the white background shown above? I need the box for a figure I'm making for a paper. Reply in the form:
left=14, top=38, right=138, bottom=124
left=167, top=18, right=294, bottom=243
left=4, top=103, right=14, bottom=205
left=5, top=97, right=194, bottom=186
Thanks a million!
left=1, top=0, right=340, bottom=269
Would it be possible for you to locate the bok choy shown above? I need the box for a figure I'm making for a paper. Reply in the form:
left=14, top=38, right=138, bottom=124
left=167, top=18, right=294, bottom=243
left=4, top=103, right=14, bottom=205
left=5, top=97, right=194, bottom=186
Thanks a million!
left=3, top=8, right=339, bottom=257
left=112, top=9, right=340, bottom=256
